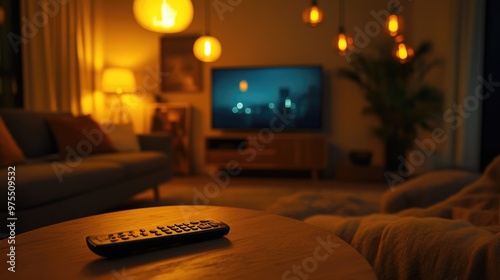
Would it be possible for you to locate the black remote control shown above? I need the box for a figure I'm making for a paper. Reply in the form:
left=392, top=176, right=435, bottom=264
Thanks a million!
left=86, top=219, right=230, bottom=257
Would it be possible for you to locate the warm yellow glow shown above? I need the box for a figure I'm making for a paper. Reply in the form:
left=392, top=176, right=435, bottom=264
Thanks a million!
left=310, top=7, right=320, bottom=22
left=203, top=40, right=212, bottom=56
left=102, top=68, right=137, bottom=94
left=133, top=0, right=193, bottom=33
left=302, top=5, right=323, bottom=26
left=395, top=42, right=414, bottom=63
left=239, top=80, right=248, bottom=92
left=154, top=0, right=176, bottom=28
left=387, top=14, right=403, bottom=37
left=193, top=36, right=222, bottom=62
left=397, top=43, right=408, bottom=59
left=338, top=33, right=348, bottom=52
left=0, top=7, right=5, bottom=25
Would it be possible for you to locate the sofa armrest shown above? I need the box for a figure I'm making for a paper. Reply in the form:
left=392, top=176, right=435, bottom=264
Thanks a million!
left=137, top=133, right=173, bottom=155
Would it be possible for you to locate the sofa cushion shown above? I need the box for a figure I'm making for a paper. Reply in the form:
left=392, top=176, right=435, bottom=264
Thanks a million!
left=85, top=151, right=169, bottom=178
left=2, top=161, right=124, bottom=209
left=0, top=116, right=26, bottom=166
left=46, top=115, right=117, bottom=158
left=103, top=123, right=141, bottom=152
left=0, top=109, right=72, bottom=157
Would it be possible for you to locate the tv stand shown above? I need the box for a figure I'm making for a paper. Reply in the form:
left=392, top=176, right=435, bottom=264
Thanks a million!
left=205, top=133, right=327, bottom=180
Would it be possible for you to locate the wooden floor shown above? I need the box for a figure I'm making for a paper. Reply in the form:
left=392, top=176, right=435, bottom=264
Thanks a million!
left=114, top=175, right=388, bottom=219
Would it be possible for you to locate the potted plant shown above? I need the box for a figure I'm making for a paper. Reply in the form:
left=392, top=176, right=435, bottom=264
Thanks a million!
left=338, top=41, right=444, bottom=171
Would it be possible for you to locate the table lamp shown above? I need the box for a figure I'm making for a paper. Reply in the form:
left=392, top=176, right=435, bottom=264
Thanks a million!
left=102, top=68, right=137, bottom=124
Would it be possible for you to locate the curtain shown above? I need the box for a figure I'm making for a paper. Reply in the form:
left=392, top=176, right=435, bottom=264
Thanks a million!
left=21, top=0, right=98, bottom=114
left=447, top=0, right=486, bottom=171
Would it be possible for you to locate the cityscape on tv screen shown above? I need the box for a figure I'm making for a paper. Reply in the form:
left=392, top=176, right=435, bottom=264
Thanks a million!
left=211, top=66, right=322, bottom=129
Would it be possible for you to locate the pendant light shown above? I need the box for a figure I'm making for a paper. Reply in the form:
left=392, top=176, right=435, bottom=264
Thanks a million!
left=394, top=35, right=414, bottom=63
left=193, top=0, right=222, bottom=62
left=302, top=0, right=324, bottom=27
left=133, top=0, right=194, bottom=33
left=386, top=2, right=403, bottom=37
left=335, top=0, right=352, bottom=56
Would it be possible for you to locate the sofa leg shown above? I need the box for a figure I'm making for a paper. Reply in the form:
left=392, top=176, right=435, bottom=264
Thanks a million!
left=153, top=186, right=160, bottom=201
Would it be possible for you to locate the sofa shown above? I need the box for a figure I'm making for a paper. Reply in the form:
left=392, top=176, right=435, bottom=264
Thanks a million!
left=0, top=109, right=173, bottom=234
left=301, top=159, right=500, bottom=279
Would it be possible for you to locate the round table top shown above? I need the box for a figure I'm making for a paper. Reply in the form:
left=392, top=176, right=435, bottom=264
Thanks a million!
left=0, top=205, right=376, bottom=279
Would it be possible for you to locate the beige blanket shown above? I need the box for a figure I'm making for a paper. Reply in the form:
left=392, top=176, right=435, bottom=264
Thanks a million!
left=305, top=157, right=500, bottom=279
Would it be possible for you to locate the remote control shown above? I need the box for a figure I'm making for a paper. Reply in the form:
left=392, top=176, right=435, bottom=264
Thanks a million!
left=86, top=219, right=230, bottom=257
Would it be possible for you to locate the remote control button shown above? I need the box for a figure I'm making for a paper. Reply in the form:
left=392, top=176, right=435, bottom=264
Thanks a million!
left=200, top=220, right=209, bottom=223
left=110, top=239, right=118, bottom=242
left=149, top=230, right=158, bottom=233
left=121, top=237, right=130, bottom=240
left=209, top=223, right=219, bottom=227
left=140, top=233, right=148, bottom=236
left=155, top=232, right=162, bottom=236
left=157, top=226, right=165, bottom=230
left=139, top=229, right=146, bottom=232
left=198, top=225, right=211, bottom=229
left=190, top=227, right=199, bottom=230
left=190, top=221, right=199, bottom=224
left=174, top=224, right=183, bottom=226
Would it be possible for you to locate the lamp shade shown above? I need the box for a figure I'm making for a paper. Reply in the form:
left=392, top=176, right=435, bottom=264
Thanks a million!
left=193, top=36, right=222, bottom=62
left=102, top=68, right=137, bottom=94
left=133, top=0, right=194, bottom=33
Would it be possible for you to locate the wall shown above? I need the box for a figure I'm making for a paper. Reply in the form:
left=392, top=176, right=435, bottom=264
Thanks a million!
left=99, top=0, right=456, bottom=175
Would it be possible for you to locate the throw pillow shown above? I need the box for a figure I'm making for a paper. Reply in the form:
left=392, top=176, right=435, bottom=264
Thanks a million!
left=0, top=116, right=26, bottom=166
left=380, top=169, right=481, bottom=213
left=46, top=115, right=117, bottom=158
left=102, top=123, right=141, bottom=152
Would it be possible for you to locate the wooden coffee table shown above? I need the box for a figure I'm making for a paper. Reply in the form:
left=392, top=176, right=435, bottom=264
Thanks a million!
left=0, top=206, right=376, bottom=279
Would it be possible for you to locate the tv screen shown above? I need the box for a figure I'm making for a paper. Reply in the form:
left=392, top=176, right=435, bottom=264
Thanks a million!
left=211, top=66, right=323, bottom=130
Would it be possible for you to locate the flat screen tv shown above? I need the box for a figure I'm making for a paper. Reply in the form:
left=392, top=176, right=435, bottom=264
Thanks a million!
left=211, top=65, right=323, bottom=130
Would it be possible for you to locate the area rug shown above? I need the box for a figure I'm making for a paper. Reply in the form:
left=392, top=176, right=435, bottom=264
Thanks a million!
left=116, top=176, right=386, bottom=221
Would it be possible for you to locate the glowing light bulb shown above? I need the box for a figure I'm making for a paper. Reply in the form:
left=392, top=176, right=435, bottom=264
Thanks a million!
left=394, top=38, right=414, bottom=63
left=310, top=7, right=320, bottom=22
left=203, top=40, right=212, bottom=56
left=302, top=1, right=323, bottom=27
left=386, top=12, right=405, bottom=38
left=193, top=36, right=222, bottom=62
left=153, top=0, right=177, bottom=28
left=338, top=33, right=348, bottom=52
left=133, top=0, right=194, bottom=33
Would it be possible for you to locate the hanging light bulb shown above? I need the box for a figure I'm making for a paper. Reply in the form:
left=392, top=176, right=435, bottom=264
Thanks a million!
left=335, top=0, right=352, bottom=56
left=386, top=3, right=403, bottom=37
left=133, top=0, right=194, bottom=33
left=302, top=0, right=324, bottom=27
left=387, top=14, right=404, bottom=37
left=193, top=0, right=222, bottom=62
left=394, top=36, right=414, bottom=63
left=194, top=36, right=222, bottom=62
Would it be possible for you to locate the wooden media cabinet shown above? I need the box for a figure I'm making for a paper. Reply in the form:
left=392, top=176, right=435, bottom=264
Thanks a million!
left=205, top=134, right=327, bottom=180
